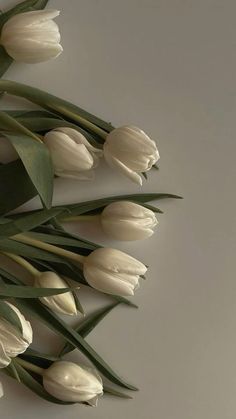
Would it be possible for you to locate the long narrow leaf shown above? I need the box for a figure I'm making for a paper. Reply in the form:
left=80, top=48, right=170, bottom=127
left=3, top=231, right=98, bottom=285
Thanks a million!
left=60, top=302, right=119, bottom=356
left=0, top=208, right=64, bottom=238
left=0, top=159, right=37, bottom=216
left=0, top=47, right=12, bottom=78
left=2, top=133, right=53, bottom=209
left=0, top=267, right=137, bottom=389
left=16, top=298, right=137, bottom=390
left=0, top=284, right=73, bottom=299
left=0, top=300, right=22, bottom=332
left=0, top=80, right=114, bottom=133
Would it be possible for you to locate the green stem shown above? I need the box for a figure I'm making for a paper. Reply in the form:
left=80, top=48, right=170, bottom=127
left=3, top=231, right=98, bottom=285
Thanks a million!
left=12, top=233, right=85, bottom=264
left=52, top=104, right=107, bottom=140
left=0, top=80, right=112, bottom=138
left=62, top=214, right=100, bottom=223
left=16, top=357, right=44, bottom=375
left=1, top=252, right=40, bottom=276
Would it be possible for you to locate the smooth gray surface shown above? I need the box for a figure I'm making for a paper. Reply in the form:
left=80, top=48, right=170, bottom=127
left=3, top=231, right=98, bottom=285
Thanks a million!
left=0, top=1, right=236, bottom=418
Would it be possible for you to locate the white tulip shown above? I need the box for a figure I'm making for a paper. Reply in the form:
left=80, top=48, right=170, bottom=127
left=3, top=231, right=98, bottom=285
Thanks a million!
left=34, top=271, right=77, bottom=316
left=101, top=201, right=158, bottom=241
left=104, top=125, right=160, bottom=185
left=83, top=248, right=147, bottom=296
left=0, top=303, right=32, bottom=368
left=0, top=10, right=62, bottom=63
left=43, top=361, right=103, bottom=405
left=44, top=127, right=102, bottom=179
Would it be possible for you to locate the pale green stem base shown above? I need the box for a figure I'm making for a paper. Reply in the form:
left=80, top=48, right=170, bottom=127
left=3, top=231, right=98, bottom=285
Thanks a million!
left=12, top=233, right=85, bottom=264
left=53, top=104, right=108, bottom=140
left=62, top=214, right=101, bottom=223
left=2, top=252, right=40, bottom=277
left=16, top=357, right=44, bottom=375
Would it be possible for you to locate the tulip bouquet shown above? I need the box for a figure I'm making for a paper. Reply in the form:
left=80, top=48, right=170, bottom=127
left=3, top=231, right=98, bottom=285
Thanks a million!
left=0, top=0, right=182, bottom=410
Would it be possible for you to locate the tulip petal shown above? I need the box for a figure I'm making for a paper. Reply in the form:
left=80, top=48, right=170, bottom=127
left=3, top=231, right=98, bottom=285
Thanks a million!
left=1, top=10, right=62, bottom=63
left=0, top=342, right=11, bottom=369
left=35, top=272, right=77, bottom=316
left=2, top=10, right=60, bottom=28
left=104, top=151, right=142, bottom=185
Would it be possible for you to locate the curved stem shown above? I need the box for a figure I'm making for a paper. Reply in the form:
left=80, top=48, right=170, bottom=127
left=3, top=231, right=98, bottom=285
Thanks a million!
left=1, top=252, right=39, bottom=276
left=52, top=104, right=107, bottom=140
left=16, top=358, right=44, bottom=376
left=0, top=80, right=112, bottom=139
left=62, top=214, right=100, bottom=222
left=12, top=233, right=85, bottom=264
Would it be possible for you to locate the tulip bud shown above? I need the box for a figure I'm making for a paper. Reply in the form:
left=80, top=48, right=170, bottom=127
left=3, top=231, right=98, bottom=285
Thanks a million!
left=0, top=10, right=63, bottom=63
left=101, top=201, right=158, bottom=241
left=44, top=127, right=103, bottom=179
left=103, top=125, right=160, bottom=185
left=34, top=271, right=77, bottom=316
left=0, top=303, right=32, bottom=368
left=43, top=361, right=103, bottom=405
left=83, top=248, right=147, bottom=296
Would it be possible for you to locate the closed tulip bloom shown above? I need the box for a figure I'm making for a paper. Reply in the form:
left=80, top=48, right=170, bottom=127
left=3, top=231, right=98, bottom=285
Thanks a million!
left=83, top=248, right=147, bottom=296
left=0, top=10, right=62, bottom=63
left=34, top=271, right=77, bottom=316
left=0, top=303, right=32, bottom=368
left=103, top=125, right=160, bottom=185
left=101, top=201, right=158, bottom=241
left=44, top=127, right=102, bottom=179
left=43, top=361, right=103, bottom=405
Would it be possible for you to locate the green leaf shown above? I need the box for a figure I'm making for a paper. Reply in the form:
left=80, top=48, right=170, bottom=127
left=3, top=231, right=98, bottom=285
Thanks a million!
left=60, top=302, right=119, bottom=356
left=2, top=114, right=102, bottom=147
left=55, top=193, right=183, bottom=217
left=7, top=360, right=21, bottom=383
left=0, top=238, right=70, bottom=263
left=141, top=203, right=163, bottom=213
left=104, top=385, right=132, bottom=399
left=0, top=284, right=73, bottom=299
left=111, top=295, right=138, bottom=308
left=4, top=110, right=59, bottom=119
left=0, top=159, right=37, bottom=216
left=16, top=299, right=137, bottom=390
left=0, top=208, right=65, bottom=238
left=0, top=299, right=22, bottom=332
left=0, top=267, right=138, bottom=390
left=0, top=80, right=114, bottom=133
left=6, top=360, right=74, bottom=405
left=0, top=46, right=13, bottom=78
left=23, top=231, right=96, bottom=250
left=2, top=133, right=53, bottom=209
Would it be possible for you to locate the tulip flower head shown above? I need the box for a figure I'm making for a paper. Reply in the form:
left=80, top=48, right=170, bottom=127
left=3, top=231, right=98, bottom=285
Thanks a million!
left=83, top=247, right=147, bottom=296
left=0, top=303, right=32, bottom=368
left=101, top=201, right=158, bottom=240
left=43, top=361, right=103, bottom=405
left=103, top=125, right=160, bottom=185
left=44, top=127, right=102, bottom=179
left=0, top=10, right=63, bottom=63
left=34, top=271, right=77, bottom=316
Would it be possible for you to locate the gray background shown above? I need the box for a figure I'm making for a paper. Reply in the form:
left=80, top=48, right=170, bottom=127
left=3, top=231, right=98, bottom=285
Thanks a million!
left=0, top=1, right=236, bottom=418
